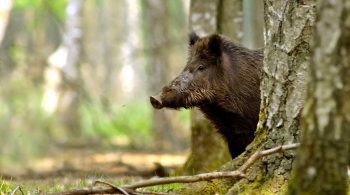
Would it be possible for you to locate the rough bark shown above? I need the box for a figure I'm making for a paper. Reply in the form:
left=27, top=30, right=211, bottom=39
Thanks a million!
left=287, top=0, right=350, bottom=194
left=223, top=1, right=315, bottom=194
left=182, top=0, right=243, bottom=174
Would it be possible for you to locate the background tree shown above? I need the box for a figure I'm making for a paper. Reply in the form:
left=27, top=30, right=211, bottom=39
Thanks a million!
left=58, top=0, right=83, bottom=137
left=43, top=0, right=83, bottom=138
left=242, top=0, right=264, bottom=49
left=0, top=0, right=12, bottom=44
left=287, top=0, right=350, bottom=194
left=182, top=0, right=244, bottom=174
left=142, top=0, right=181, bottom=151
left=0, top=0, right=64, bottom=167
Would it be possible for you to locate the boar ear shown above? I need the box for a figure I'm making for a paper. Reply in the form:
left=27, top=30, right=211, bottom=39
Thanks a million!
left=189, top=32, right=199, bottom=46
left=208, top=34, right=222, bottom=56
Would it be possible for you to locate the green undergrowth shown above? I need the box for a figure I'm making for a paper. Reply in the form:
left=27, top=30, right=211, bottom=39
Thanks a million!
left=1, top=175, right=349, bottom=194
left=0, top=176, right=137, bottom=194
left=80, top=99, right=190, bottom=148
left=80, top=99, right=153, bottom=147
left=0, top=177, right=186, bottom=194
left=0, top=180, right=16, bottom=194
left=141, top=182, right=183, bottom=194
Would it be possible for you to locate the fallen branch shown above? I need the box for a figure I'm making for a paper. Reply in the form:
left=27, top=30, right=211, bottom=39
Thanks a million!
left=50, top=143, right=300, bottom=195
left=48, top=187, right=123, bottom=195
left=238, top=143, right=300, bottom=172
left=123, top=170, right=245, bottom=190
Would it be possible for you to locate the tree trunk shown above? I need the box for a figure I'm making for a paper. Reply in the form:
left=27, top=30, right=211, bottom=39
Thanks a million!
left=60, top=0, right=83, bottom=137
left=182, top=0, right=243, bottom=174
left=242, top=0, right=264, bottom=49
left=42, top=0, right=83, bottom=138
left=222, top=1, right=315, bottom=194
left=143, top=0, right=181, bottom=151
left=81, top=0, right=131, bottom=102
left=287, top=0, right=350, bottom=194
left=0, top=0, right=12, bottom=45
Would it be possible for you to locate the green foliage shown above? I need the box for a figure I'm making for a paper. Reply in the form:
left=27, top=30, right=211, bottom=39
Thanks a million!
left=80, top=100, right=152, bottom=147
left=44, top=0, right=67, bottom=20
left=178, top=109, right=191, bottom=128
left=0, top=180, right=16, bottom=194
left=0, top=176, right=138, bottom=194
left=14, top=0, right=67, bottom=21
left=14, top=0, right=41, bottom=9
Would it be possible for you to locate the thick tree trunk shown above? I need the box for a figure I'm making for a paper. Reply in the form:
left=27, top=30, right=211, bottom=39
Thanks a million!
left=182, top=0, right=243, bottom=174
left=222, top=1, right=315, bottom=194
left=287, top=1, right=350, bottom=194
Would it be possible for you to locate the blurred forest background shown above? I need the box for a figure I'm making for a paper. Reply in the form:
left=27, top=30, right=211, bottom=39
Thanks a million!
left=0, top=0, right=193, bottom=174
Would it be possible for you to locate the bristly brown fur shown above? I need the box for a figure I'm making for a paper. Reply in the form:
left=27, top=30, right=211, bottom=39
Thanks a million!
left=155, top=33, right=263, bottom=158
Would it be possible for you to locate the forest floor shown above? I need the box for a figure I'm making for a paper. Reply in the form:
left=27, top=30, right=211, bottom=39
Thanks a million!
left=0, top=145, right=188, bottom=194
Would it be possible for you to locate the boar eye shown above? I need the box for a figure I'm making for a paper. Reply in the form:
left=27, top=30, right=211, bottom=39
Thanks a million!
left=197, top=65, right=205, bottom=71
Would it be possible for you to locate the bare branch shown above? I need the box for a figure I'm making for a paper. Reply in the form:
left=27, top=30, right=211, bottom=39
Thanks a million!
left=49, top=143, right=299, bottom=195
left=123, top=170, right=245, bottom=190
left=49, top=188, right=124, bottom=195
left=94, top=180, right=130, bottom=195
left=239, top=143, right=300, bottom=172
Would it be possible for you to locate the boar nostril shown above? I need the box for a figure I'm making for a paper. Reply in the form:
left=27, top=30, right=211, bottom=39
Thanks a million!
left=150, top=96, right=163, bottom=109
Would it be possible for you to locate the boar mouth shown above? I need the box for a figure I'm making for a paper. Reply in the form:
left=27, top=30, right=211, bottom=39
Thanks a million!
left=150, top=89, right=215, bottom=110
left=150, top=94, right=164, bottom=109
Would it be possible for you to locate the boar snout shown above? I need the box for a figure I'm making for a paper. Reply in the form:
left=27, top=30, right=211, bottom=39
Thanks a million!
left=150, top=94, right=163, bottom=109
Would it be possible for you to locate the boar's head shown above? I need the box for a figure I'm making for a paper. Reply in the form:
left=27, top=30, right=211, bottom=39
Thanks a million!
left=150, top=33, right=228, bottom=110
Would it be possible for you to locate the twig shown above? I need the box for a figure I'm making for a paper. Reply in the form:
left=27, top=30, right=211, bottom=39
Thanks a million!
left=94, top=180, right=130, bottom=195
left=10, top=186, right=25, bottom=195
left=49, top=143, right=300, bottom=195
left=122, top=171, right=245, bottom=190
